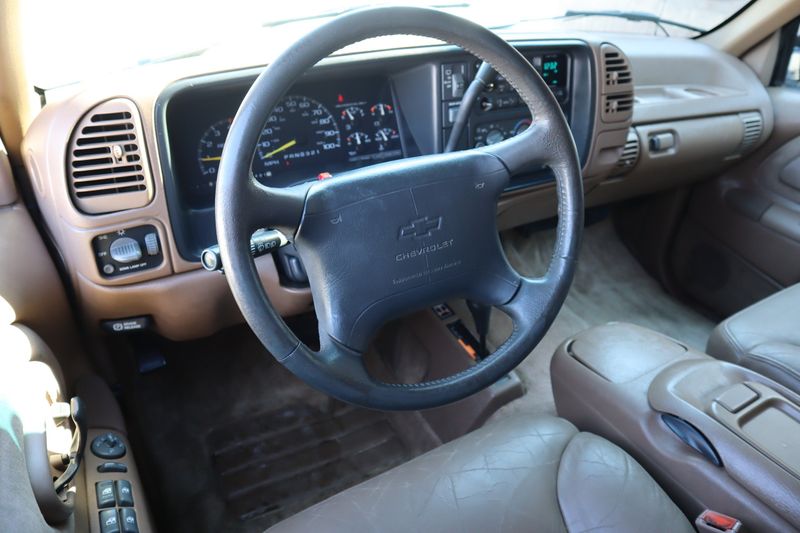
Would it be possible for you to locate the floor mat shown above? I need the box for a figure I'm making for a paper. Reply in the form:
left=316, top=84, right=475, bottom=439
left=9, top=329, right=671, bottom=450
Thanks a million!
left=120, top=325, right=438, bottom=533
left=479, top=219, right=717, bottom=420
left=208, top=402, right=411, bottom=526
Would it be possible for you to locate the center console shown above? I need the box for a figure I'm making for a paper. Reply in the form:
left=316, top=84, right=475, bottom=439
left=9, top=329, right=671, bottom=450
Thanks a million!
left=439, top=43, right=594, bottom=191
left=551, top=322, right=800, bottom=532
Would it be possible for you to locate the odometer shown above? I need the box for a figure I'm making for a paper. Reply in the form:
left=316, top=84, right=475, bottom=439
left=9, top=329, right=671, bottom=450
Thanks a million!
left=253, top=95, right=341, bottom=183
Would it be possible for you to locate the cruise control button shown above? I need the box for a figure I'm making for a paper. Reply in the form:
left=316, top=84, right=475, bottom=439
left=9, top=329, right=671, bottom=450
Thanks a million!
left=116, top=479, right=134, bottom=507
left=99, top=509, right=120, bottom=533
left=120, top=508, right=139, bottom=533
left=96, top=480, right=116, bottom=509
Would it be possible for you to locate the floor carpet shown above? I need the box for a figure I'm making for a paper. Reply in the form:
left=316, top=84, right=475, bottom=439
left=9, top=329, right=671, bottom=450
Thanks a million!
left=486, top=219, right=716, bottom=420
left=121, top=326, right=438, bottom=533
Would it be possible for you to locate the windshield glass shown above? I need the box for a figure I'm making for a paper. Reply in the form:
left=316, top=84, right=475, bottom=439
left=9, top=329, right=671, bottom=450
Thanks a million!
left=22, top=0, right=752, bottom=89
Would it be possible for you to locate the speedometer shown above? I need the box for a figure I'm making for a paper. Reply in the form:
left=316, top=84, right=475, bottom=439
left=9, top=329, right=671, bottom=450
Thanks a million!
left=253, top=95, right=341, bottom=182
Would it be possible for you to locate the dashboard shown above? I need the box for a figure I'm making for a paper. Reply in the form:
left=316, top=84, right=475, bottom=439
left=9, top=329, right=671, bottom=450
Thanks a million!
left=20, top=31, right=775, bottom=342
left=160, top=44, right=593, bottom=260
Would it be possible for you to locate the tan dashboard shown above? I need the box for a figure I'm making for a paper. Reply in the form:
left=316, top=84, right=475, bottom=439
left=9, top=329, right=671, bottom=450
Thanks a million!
left=21, top=33, right=773, bottom=341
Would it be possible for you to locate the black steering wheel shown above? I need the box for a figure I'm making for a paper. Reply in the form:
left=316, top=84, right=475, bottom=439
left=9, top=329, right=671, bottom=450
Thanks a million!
left=216, top=6, right=583, bottom=410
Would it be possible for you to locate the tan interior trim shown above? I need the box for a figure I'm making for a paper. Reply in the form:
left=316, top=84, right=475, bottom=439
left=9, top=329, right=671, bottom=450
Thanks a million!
left=0, top=136, right=18, bottom=205
left=742, top=31, right=782, bottom=85
left=0, top=0, right=34, bottom=164
left=701, top=0, right=800, bottom=57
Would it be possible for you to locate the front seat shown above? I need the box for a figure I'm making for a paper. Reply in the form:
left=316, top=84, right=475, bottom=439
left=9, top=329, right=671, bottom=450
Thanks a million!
left=268, top=415, right=693, bottom=533
left=708, top=283, right=800, bottom=393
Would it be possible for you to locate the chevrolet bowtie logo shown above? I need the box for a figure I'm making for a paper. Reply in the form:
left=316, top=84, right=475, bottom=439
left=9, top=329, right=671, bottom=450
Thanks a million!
left=399, top=215, right=443, bottom=239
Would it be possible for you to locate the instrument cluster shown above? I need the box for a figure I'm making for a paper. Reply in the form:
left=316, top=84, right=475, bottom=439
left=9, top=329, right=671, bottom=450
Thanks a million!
left=168, top=76, right=403, bottom=208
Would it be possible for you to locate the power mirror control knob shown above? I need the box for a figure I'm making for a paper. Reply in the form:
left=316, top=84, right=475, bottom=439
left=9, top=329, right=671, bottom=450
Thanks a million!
left=91, top=432, right=127, bottom=459
left=109, top=237, right=142, bottom=263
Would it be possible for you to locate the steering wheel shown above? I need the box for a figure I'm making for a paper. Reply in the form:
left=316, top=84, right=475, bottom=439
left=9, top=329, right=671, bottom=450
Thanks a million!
left=216, top=6, right=583, bottom=410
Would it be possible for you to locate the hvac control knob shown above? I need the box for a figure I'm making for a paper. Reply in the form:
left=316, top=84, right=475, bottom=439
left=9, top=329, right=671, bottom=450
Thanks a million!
left=485, top=129, right=505, bottom=145
left=109, top=237, right=142, bottom=263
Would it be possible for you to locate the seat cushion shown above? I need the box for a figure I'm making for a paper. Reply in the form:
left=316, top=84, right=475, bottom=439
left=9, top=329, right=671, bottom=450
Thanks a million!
left=707, top=284, right=800, bottom=393
left=267, top=415, right=691, bottom=533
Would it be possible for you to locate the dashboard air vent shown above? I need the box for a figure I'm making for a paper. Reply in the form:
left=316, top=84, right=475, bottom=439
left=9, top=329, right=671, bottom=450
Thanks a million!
left=599, top=44, right=634, bottom=123
left=67, top=98, right=153, bottom=214
left=739, top=112, right=763, bottom=153
left=602, top=48, right=632, bottom=87
left=603, top=93, right=634, bottom=120
left=614, top=129, right=640, bottom=175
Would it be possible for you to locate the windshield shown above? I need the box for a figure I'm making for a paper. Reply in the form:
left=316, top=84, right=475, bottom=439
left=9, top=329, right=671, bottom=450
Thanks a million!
left=22, top=0, right=752, bottom=89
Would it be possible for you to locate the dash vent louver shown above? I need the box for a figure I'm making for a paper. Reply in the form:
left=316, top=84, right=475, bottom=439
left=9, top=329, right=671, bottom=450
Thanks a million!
left=739, top=112, right=763, bottom=153
left=602, top=48, right=632, bottom=87
left=600, top=44, right=633, bottom=123
left=67, top=99, right=152, bottom=214
left=604, top=93, right=634, bottom=116
left=614, top=129, right=640, bottom=174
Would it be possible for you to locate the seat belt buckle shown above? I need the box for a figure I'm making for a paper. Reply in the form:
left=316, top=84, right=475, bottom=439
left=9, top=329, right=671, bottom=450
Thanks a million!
left=695, top=509, right=742, bottom=533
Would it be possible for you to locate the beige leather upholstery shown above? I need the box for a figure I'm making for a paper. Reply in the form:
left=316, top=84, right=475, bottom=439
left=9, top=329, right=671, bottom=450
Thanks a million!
left=268, top=414, right=692, bottom=533
left=708, top=283, right=800, bottom=393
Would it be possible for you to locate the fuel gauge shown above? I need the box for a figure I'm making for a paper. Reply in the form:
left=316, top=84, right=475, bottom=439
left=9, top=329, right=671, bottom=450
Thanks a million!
left=340, top=106, right=365, bottom=132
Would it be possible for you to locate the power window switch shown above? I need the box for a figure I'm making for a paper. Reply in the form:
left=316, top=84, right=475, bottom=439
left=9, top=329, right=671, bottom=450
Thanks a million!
left=120, top=508, right=139, bottom=533
left=99, top=509, right=120, bottom=533
left=116, top=479, right=134, bottom=507
left=96, top=480, right=116, bottom=509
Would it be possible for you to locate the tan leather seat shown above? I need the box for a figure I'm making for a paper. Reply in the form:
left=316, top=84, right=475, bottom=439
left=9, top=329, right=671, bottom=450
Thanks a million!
left=708, top=283, right=800, bottom=393
left=268, top=414, right=692, bottom=533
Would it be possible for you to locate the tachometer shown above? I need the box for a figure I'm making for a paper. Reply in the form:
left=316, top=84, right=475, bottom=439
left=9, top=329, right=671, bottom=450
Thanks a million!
left=196, top=118, right=232, bottom=192
left=254, top=95, right=341, bottom=182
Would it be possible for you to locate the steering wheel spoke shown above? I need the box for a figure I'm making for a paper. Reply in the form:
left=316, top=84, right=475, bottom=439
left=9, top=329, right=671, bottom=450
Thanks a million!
left=477, top=120, right=555, bottom=175
left=239, top=176, right=309, bottom=233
